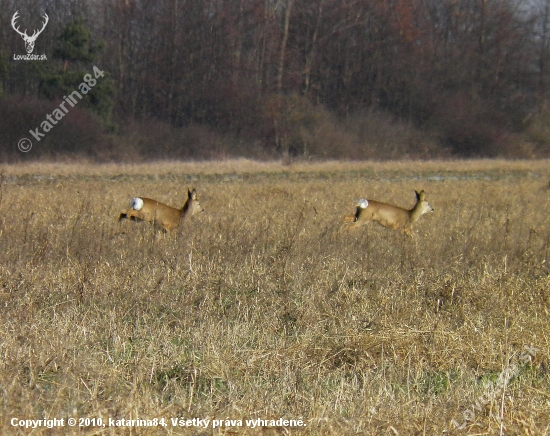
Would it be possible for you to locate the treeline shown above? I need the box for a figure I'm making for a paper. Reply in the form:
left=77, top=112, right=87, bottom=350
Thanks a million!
left=2, top=0, right=550, bottom=161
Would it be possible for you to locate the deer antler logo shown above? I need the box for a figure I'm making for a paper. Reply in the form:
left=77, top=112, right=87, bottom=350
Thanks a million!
left=11, top=11, right=49, bottom=54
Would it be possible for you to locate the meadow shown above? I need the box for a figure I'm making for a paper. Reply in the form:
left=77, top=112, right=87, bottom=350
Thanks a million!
left=0, top=159, right=549, bottom=435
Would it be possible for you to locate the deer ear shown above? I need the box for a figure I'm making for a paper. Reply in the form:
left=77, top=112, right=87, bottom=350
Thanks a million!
left=189, top=189, right=197, bottom=200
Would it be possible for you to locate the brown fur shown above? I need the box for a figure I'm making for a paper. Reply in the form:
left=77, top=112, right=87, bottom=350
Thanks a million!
left=119, top=188, right=203, bottom=231
left=344, top=190, right=433, bottom=235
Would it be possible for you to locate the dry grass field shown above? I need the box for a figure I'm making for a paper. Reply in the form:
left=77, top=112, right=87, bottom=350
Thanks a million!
left=1, top=159, right=550, bottom=435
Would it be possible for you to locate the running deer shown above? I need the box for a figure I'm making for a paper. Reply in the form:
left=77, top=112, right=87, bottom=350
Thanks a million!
left=343, top=190, right=433, bottom=235
left=119, top=188, right=203, bottom=231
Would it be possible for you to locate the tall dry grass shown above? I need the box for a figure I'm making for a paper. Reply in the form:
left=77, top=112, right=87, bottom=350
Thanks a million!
left=0, top=160, right=549, bottom=435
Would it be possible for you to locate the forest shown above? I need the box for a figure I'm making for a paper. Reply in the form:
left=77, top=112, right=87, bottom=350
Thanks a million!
left=2, top=0, right=550, bottom=161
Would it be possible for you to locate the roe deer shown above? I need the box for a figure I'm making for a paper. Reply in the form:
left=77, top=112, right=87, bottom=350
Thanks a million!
left=119, top=188, right=203, bottom=231
left=343, top=190, right=433, bottom=235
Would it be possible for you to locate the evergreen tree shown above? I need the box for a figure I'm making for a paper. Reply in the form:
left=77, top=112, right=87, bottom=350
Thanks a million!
left=39, top=19, right=115, bottom=126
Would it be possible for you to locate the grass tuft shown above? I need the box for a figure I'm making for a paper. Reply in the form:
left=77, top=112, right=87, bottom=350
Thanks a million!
left=1, top=160, right=549, bottom=434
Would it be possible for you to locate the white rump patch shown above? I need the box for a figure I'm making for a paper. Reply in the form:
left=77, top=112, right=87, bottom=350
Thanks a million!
left=131, top=197, right=144, bottom=211
left=357, top=199, right=369, bottom=209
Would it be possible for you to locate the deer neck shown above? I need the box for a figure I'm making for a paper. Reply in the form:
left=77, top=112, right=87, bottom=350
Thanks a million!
left=409, top=202, right=424, bottom=223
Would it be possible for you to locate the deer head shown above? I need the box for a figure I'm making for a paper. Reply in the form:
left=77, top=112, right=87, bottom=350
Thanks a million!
left=12, top=11, right=49, bottom=54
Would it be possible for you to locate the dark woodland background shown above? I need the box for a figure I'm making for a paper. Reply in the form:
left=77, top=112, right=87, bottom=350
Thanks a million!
left=2, top=0, right=550, bottom=161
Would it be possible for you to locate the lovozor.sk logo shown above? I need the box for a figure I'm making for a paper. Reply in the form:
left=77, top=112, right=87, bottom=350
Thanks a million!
left=12, top=11, right=48, bottom=60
